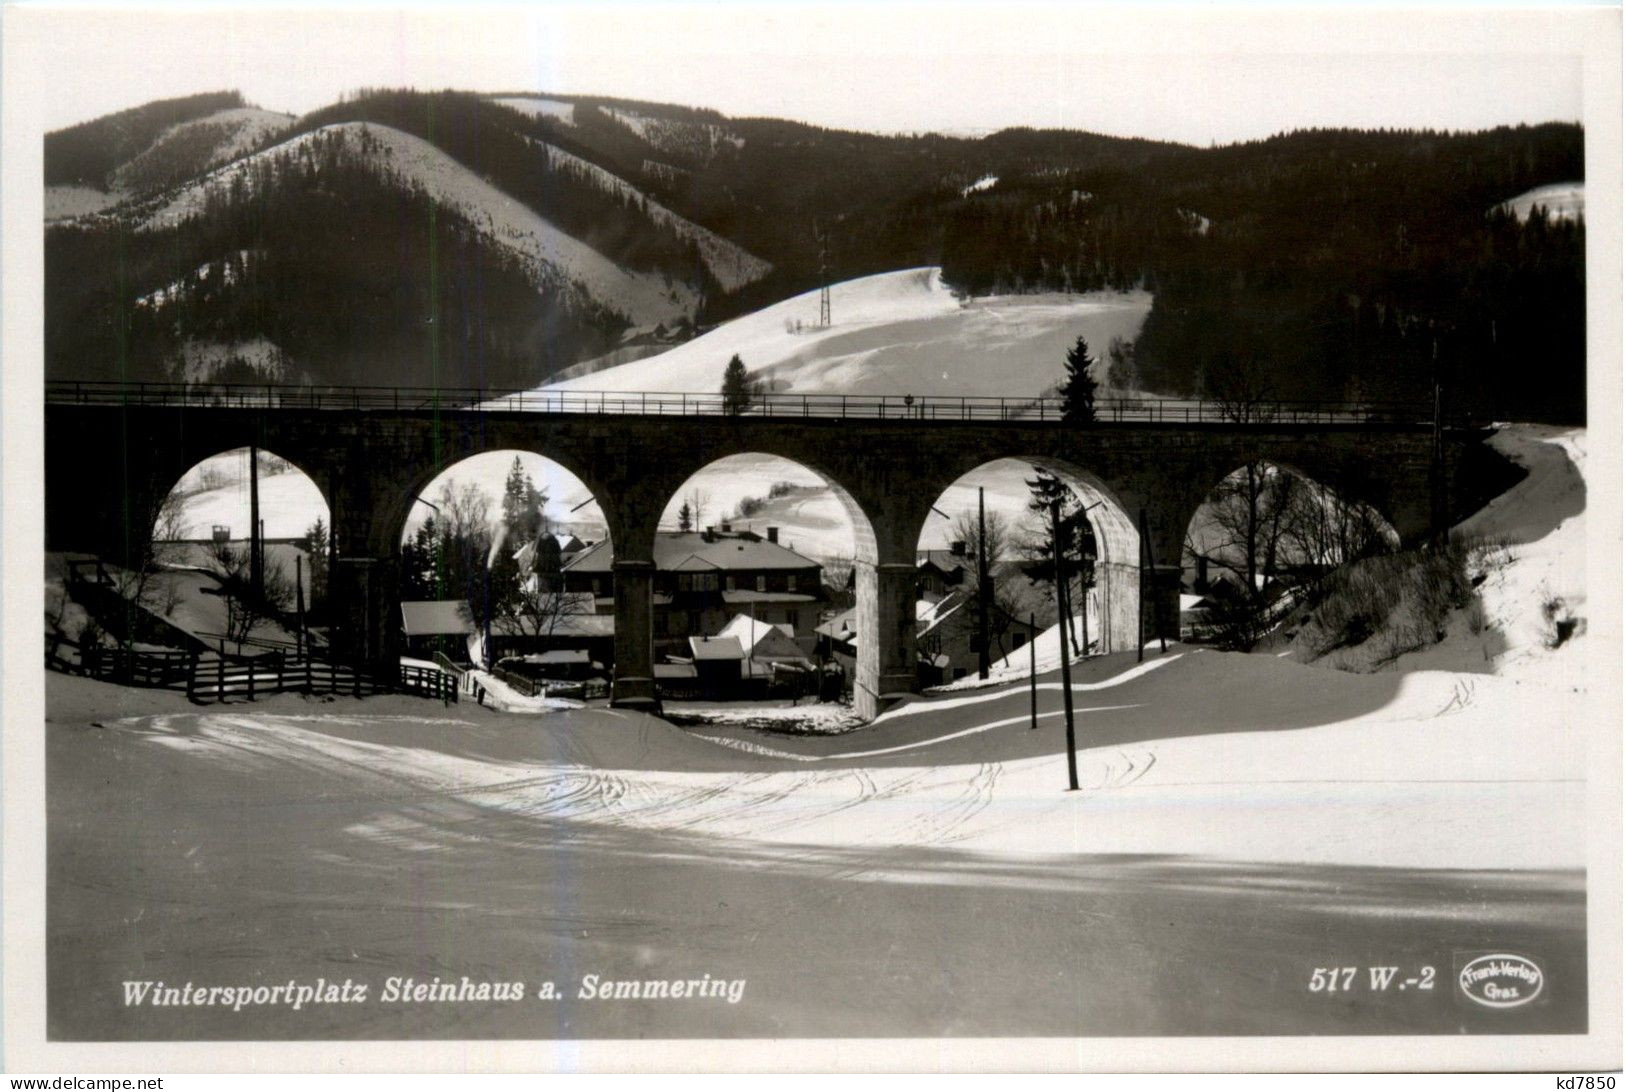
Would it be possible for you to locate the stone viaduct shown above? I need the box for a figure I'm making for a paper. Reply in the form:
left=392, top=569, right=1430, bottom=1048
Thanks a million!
left=44, top=397, right=1492, bottom=718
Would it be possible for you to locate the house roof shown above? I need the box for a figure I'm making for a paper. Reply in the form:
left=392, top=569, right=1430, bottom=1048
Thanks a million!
left=917, top=549, right=974, bottom=574
left=401, top=600, right=474, bottom=636
left=564, top=532, right=821, bottom=575
left=718, top=614, right=807, bottom=657
left=688, top=635, right=743, bottom=661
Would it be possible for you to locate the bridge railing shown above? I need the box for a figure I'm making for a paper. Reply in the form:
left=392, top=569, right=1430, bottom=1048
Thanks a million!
left=44, top=380, right=1434, bottom=425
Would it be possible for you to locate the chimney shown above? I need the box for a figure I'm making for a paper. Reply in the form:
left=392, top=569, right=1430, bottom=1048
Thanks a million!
left=720, top=520, right=732, bottom=533
left=767, top=526, right=779, bottom=544
left=704, top=526, right=715, bottom=541
left=951, top=540, right=967, bottom=557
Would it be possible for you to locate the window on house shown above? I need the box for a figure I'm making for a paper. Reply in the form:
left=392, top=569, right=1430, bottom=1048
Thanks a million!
left=726, top=575, right=737, bottom=592
left=788, top=610, right=800, bottom=630
left=756, top=574, right=766, bottom=592
left=787, top=574, right=797, bottom=593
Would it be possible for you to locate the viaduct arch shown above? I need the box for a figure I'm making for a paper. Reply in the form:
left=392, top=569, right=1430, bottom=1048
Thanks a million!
left=45, top=400, right=1490, bottom=719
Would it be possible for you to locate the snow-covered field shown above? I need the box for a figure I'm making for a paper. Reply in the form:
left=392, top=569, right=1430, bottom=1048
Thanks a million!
left=547, top=267, right=1150, bottom=399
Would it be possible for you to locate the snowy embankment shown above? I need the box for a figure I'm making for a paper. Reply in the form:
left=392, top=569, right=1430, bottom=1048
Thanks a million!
left=1279, top=424, right=1587, bottom=676
left=932, top=602, right=1102, bottom=692
left=1444, top=425, right=1587, bottom=675
left=141, top=122, right=697, bottom=328
left=64, top=632, right=1584, bottom=871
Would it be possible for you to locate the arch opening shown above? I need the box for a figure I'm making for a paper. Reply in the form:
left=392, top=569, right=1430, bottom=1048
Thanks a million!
left=95, top=446, right=335, bottom=656
left=398, top=450, right=612, bottom=679
left=1181, top=460, right=1400, bottom=643
left=912, top=457, right=1141, bottom=685
left=647, top=452, right=873, bottom=706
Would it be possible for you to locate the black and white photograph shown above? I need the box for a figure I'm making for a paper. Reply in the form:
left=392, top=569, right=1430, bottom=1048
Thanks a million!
left=3, top=1, right=1620, bottom=1074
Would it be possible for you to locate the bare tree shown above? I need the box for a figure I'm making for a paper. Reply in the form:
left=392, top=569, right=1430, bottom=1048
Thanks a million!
left=683, top=487, right=711, bottom=531
left=1205, top=350, right=1278, bottom=424
left=949, top=505, right=1012, bottom=597
left=1279, top=480, right=1392, bottom=574
left=1187, top=462, right=1300, bottom=601
left=207, top=542, right=294, bottom=653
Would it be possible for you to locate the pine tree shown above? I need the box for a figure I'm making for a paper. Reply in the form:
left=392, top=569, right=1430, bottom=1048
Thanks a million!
left=500, top=456, right=545, bottom=541
left=1058, top=337, right=1098, bottom=423
left=1023, top=469, right=1097, bottom=655
left=677, top=500, right=694, bottom=532
left=720, top=354, right=755, bottom=415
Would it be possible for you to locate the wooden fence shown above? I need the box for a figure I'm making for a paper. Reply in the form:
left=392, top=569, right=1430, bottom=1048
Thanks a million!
left=64, top=641, right=439, bottom=705
left=398, top=662, right=459, bottom=704
left=82, top=646, right=197, bottom=691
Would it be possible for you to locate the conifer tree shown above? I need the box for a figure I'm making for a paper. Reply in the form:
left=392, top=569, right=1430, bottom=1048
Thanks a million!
left=500, top=456, right=546, bottom=541
left=1058, top=337, right=1098, bottom=424
left=721, top=354, right=755, bottom=415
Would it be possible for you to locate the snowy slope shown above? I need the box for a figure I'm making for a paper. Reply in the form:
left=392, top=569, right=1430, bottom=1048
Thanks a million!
left=112, top=106, right=293, bottom=191
left=140, top=122, right=698, bottom=327
left=47, top=106, right=292, bottom=223
left=1399, top=424, right=1587, bottom=676
left=75, top=641, right=1584, bottom=870
left=171, top=459, right=328, bottom=541
left=488, top=95, right=578, bottom=125
left=1498, top=181, right=1584, bottom=224
left=548, top=267, right=1152, bottom=398
left=525, top=136, right=771, bottom=292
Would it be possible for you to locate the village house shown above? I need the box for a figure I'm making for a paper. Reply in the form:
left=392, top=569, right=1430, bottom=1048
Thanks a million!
left=560, top=527, right=825, bottom=661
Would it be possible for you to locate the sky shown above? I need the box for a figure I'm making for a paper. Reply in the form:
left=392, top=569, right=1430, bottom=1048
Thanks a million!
left=17, top=4, right=1590, bottom=145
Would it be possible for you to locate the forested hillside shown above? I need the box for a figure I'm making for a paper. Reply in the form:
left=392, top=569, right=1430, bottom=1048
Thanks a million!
left=45, top=91, right=247, bottom=188
left=45, top=89, right=1585, bottom=420
left=46, top=128, right=623, bottom=388
left=936, top=125, right=1585, bottom=420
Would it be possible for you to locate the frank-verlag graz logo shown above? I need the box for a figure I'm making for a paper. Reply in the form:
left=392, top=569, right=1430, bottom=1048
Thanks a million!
left=1457, top=953, right=1545, bottom=1009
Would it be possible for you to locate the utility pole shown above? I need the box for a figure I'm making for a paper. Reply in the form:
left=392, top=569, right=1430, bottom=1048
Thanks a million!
left=295, top=554, right=306, bottom=658
left=1430, top=331, right=1447, bottom=541
left=976, top=486, right=991, bottom=680
left=248, top=445, right=263, bottom=599
left=816, top=221, right=832, bottom=328
left=1028, top=613, right=1038, bottom=730
left=1145, top=509, right=1166, bottom=653
left=1051, top=499, right=1079, bottom=791
left=1137, top=507, right=1146, bottom=664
